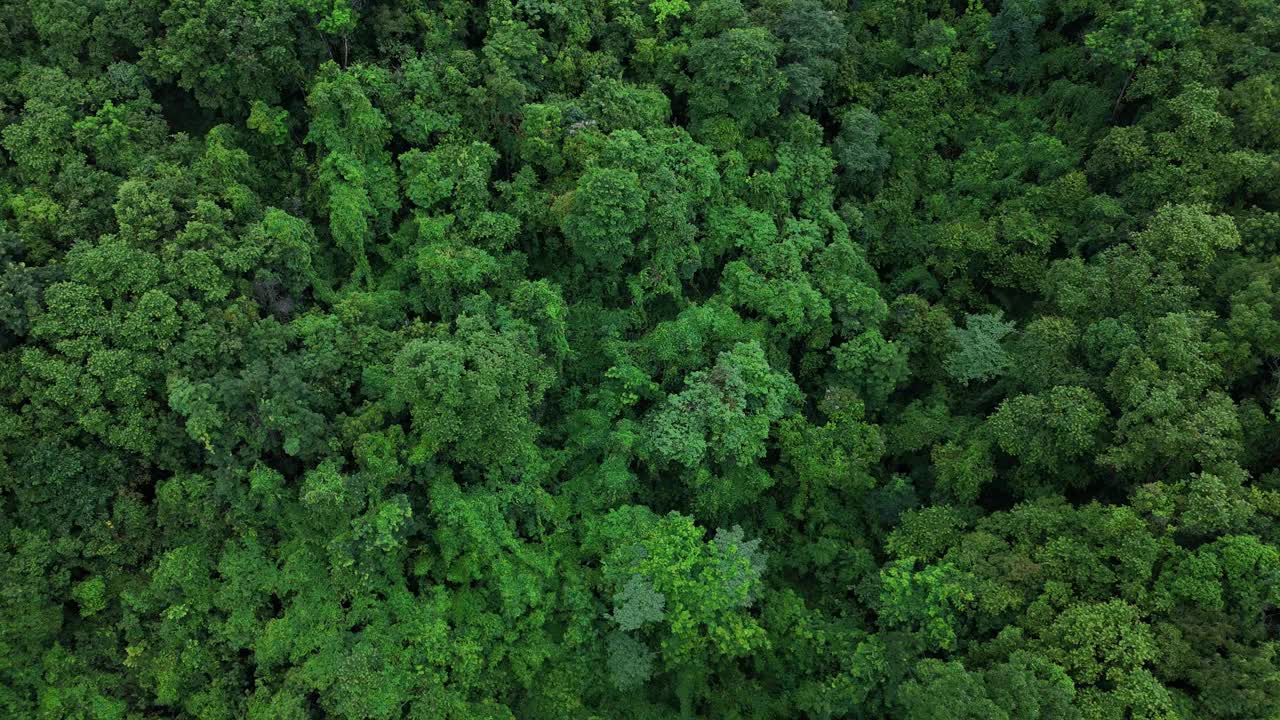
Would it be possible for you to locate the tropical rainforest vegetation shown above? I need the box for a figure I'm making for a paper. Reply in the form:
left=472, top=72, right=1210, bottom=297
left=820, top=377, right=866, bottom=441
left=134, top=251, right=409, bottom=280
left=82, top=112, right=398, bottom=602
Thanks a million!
left=2, top=0, right=1279, bottom=717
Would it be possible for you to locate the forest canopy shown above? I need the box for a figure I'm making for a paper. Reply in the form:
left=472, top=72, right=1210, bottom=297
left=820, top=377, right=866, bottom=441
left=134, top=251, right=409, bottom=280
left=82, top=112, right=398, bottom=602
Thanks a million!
left=1, top=0, right=1279, bottom=718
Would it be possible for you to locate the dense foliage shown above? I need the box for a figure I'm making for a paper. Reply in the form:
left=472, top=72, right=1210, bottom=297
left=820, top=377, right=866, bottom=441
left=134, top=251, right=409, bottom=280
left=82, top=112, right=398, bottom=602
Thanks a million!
left=2, top=0, right=1279, bottom=717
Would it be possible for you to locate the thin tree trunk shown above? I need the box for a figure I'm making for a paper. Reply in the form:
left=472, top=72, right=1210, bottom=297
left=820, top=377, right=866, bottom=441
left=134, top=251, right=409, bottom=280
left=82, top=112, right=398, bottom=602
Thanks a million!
left=1112, top=68, right=1137, bottom=119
